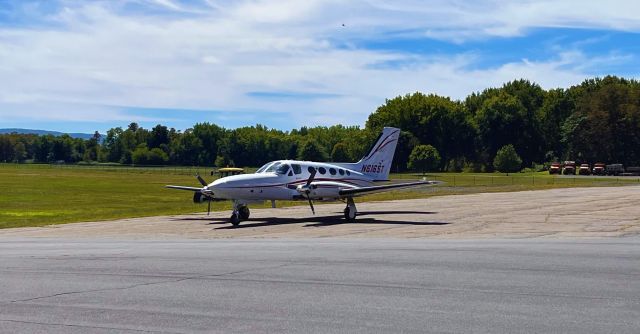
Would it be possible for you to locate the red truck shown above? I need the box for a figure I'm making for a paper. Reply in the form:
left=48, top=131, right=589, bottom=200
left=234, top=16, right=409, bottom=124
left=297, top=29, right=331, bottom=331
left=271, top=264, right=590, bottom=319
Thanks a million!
left=578, top=163, right=591, bottom=175
left=549, top=162, right=561, bottom=175
left=562, top=161, right=576, bottom=175
left=592, top=163, right=606, bottom=175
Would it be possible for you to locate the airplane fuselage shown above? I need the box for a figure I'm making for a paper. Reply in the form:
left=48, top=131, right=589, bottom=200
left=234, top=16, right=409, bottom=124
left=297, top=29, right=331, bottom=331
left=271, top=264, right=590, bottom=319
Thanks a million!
left=208, top=160, right=375, bottom=201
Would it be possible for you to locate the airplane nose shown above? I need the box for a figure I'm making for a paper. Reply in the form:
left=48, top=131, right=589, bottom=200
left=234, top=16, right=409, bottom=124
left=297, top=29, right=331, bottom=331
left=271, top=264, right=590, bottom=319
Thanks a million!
left=207, top=178, right=229, bottom=198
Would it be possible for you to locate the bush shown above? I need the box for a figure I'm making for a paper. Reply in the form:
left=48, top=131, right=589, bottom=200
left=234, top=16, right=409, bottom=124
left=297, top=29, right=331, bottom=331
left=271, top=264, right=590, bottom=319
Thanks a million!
left=132, top=146, right=168, bottom=165
left=407, top=144, right=441, bottom=174
left=493, top=144, right=522, bottom=173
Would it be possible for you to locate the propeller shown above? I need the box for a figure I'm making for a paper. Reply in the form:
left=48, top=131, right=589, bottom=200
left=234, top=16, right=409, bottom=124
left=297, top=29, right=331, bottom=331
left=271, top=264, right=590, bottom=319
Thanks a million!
left=195, top=173, right=212, bottom=215
left=306, top=168, right=316, bottom=187
left=297, top=168, right=317, bottom=214
left=196, top=173, right=208, bottom=187
left=307, top=196, right=315, bottom=215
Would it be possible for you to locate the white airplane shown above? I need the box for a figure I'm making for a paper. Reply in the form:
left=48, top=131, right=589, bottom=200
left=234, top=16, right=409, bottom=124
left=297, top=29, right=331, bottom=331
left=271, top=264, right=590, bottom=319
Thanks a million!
left=166, top=127, right=439, bottom=226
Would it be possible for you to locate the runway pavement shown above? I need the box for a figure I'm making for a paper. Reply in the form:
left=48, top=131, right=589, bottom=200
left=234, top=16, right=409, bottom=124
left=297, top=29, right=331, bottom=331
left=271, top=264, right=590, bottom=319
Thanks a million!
left=1, top=238, right=639, bottom=333
left=2, top=186, right=640, bottom=239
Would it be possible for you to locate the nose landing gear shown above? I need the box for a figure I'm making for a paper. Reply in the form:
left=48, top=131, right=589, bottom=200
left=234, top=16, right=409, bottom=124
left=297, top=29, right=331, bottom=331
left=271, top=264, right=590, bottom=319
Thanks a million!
left=230, top=202, right=250, bottom=227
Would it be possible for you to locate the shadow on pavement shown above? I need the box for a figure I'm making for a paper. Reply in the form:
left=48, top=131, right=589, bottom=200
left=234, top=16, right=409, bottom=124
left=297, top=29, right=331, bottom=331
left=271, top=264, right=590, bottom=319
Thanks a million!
left=356, top=210, right=437, bottom=216
left=212, top=214, right=449, bottom=229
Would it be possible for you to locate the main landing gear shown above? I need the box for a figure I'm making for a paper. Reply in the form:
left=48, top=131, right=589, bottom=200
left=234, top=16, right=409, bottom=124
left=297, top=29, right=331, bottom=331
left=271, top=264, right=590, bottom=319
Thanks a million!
left=343, top=197, right=357, bottom=222
left=230, top=202, right=250, bottom=227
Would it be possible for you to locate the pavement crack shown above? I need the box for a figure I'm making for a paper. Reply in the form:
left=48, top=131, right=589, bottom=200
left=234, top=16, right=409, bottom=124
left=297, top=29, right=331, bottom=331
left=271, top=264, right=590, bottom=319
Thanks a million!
left=8, top=263, right=290, bottom=304
left=0, top=318, right=178, bottom=333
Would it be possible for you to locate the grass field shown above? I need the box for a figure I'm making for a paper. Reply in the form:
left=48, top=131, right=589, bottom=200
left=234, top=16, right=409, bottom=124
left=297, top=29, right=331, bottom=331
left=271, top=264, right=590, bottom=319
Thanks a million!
left=1, top=163, right=639, bottom=228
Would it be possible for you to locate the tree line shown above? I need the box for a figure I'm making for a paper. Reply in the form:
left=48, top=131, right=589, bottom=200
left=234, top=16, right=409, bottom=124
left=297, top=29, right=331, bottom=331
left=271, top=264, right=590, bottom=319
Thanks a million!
left=2, top=76, right=639, bottom=172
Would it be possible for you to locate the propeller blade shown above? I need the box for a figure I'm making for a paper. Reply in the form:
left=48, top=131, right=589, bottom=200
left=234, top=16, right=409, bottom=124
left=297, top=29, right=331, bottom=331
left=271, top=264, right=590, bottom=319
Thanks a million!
left=196, top=174, right=208, bottom=187
left=207, top=199, right=211, bottom=216
left=307, top=196, right=315, bottom=215
left=306, top=168, right=316, bottom=187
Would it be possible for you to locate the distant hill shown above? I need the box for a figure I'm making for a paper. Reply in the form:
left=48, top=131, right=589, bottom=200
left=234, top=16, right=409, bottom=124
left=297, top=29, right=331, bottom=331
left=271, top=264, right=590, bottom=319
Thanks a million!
left=0, top=128, right=101, bottom=140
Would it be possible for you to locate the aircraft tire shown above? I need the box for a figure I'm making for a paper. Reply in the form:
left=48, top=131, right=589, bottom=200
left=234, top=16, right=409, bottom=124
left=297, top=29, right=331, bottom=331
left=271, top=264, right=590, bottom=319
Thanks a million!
left=344, top=207, right=356, bottom=222
left=239, top=206, right=250, bottom=220
left=230, top=212, right=241, bottom=227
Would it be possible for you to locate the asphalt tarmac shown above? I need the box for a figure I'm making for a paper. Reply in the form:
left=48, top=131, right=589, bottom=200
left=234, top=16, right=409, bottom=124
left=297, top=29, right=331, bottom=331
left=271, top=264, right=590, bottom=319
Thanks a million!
left=1, top=238, right=639, bottom=333
left=3, top=186, right=640, bottom=239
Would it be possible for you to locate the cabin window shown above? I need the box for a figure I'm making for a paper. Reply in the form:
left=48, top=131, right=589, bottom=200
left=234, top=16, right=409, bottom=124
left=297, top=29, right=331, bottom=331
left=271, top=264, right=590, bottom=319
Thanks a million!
left=339, top=169, right=345, bottom=175
left=346, top=170, right=351, bottom=176
left=318, top=167, right=326, bottom=175
left=275, top=164, right=291, bottom=175
left=308, top=166, right=316, bottom=174
left=329, top=168, right=337, bottom=175
left=292, top=164, right=302, bottom=174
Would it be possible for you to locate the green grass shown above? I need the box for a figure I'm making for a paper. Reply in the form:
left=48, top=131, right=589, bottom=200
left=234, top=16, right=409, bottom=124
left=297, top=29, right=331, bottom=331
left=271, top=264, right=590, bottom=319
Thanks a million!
left=1, top=163, right=639, bottom=228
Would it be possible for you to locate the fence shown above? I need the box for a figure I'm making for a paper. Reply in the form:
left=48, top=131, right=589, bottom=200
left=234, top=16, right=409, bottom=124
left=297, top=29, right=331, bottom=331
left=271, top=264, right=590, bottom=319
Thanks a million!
left=2, top=163, right=640, bottom=186
left=0, top=163, right=211, bottom=176
left=425, top=173, right=640, bottom=187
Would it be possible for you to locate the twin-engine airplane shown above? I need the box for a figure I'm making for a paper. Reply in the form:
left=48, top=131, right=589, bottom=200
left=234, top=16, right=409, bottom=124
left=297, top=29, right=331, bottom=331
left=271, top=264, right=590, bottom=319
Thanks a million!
left=166, top=127, right=438, bottom=226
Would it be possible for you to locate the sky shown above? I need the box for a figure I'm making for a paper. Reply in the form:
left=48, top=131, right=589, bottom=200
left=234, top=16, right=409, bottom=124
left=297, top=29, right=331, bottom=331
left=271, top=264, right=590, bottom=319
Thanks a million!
left=0, top=0, right=639, bottom=133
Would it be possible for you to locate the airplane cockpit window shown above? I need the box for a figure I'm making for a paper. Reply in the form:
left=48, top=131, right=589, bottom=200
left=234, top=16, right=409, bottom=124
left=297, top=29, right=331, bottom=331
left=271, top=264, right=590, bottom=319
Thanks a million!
left=292, top=164, right=302, bottom=174
left=256, top=162, right=273, bottom=173
left=275, top=163, right=291, bottom=175
left=262, top=161, right=282, bottom=173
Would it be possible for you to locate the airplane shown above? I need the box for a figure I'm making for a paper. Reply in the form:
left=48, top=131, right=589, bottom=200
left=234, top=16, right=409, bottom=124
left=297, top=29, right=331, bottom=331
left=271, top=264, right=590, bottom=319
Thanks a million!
left=166, top=127, right=439, bottom=226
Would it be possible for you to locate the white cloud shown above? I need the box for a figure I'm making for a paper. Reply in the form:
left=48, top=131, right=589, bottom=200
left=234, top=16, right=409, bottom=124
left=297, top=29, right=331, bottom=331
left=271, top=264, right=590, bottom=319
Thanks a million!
left=0, top=0, right=638, bottom=130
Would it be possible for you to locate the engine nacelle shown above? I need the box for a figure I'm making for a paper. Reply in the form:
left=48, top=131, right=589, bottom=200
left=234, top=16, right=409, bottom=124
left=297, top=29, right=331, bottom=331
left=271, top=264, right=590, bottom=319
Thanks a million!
left=307, top=187, right=341, bottom=200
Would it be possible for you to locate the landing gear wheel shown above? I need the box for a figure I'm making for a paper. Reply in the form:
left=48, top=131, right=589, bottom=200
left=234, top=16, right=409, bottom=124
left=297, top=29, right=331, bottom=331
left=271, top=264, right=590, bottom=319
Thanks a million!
left=344, top=197, right=357, bottom=222
left=230, top=212, right=241, bottom=227
left=344, top=206, right=356, bottom=222
left=239, top=206, right=250, bottom=220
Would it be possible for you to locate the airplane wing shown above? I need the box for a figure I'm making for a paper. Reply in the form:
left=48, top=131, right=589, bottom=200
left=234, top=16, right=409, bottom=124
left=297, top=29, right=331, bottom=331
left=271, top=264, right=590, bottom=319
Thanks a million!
left=166, top=185, right=204, bottom=191
left=339, top=180, right=440, bottom=197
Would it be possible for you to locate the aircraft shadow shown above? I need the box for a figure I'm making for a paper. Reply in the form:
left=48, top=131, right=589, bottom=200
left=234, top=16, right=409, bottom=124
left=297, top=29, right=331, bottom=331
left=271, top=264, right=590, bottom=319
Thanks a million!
left=213, top=214, right=449, bottom=229
left=169, top=217, right=228, bottom=225
left=303, top=218, right=448, bottom=228
left=354, top=210, right=436, bottom=216
left=172, top=216, right=218, bottom=221
left=175, top=210, right=439, bottom=227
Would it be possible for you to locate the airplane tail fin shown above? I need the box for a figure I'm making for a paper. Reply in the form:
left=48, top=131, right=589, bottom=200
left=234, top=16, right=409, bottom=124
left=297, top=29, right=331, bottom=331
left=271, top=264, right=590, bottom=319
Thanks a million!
left=354, top=127, right=400, bottom=181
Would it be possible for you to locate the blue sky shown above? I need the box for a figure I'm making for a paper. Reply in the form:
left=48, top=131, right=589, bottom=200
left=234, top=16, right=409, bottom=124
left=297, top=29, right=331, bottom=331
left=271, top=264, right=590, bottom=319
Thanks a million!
left=0, top=0, right=639, bottom=133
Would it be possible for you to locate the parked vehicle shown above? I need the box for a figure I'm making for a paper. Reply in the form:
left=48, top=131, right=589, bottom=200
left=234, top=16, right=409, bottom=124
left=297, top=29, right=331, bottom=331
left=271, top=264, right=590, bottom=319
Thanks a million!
left=592, top=163, right=606, bottom=175
left=578, top=164, right=591, bottom=175
left=211, top=167, right=244, bottom=178
left=625, top=166, right=640, bottom=176
left=562, top=161, right=576, bottom=175
left=606, top=164, right=624, bottom=176
left=549, top=162, right=561, bottom=175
